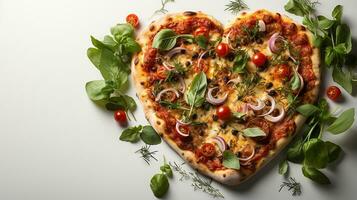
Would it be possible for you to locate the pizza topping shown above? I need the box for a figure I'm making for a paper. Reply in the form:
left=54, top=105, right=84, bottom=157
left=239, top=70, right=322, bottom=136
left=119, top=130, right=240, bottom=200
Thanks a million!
left=206, top=87, right=228, bottom=105
left=238, top=144, right=255, bottom=161
left=165, top=47, right=187, bottom=59
left=197, top=51, right=209, bottom=72
left=201, top=143, right=216, bottom=158
left=155, top=88, right=180, bottom=102
left=258, top=20, right=266, bottom=32
left=227, top=76, right=243, bottom=85
left=274, top=64, right=292, bottom=80
left=175, top=120, right=190, bottom=137
left=247, top=98, right=265, bottom=111
left=252, top=52, right=267, bottom=68
left=152, top=29, right=194, bottom=51
left=268, top=33, right=285, bottom=53
left=264, top=105, right=286, bottom=122
left=143, top=48, right=158, bottom=71
left=215, top=42, right=230, bottom=57
left=194, top=26, right=209, bottom=37
left=259, top=95, right=276, bottom=116
left=216, top=105, right=232, bottom=120
left=211, top=136, right=227, bottom=152
left=178, top=77, right=186, bottom=93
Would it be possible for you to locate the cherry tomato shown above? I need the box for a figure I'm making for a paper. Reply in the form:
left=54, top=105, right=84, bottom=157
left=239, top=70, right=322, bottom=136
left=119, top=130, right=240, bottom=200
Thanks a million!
left=126, top=14, right=139, bottom=28
left=274, top=64, right=291, bottom=79
left=216, top=105, right=231, bottom=120
left=194, top=26, right=209, bottom=37
left=326, top=86, right=341, bottom=101
left=201, top=143, right=216, bottom=157
left=215, top=43, right=230, bottom=57
left=252, top=52, right=267, bottom=68
left=114, top=110, right=127, bottom=123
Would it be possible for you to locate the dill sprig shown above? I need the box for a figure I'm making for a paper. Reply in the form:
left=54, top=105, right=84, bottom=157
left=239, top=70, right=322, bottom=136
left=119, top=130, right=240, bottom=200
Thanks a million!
left=135, top=145, right=158, bottom=165
left=225, top=0, right=249, bottom=15
left=279, top=177, right=302, bottom=196
left=153, top=0, right=175, bottom=16
left=169, top=162, right=224, bottom=198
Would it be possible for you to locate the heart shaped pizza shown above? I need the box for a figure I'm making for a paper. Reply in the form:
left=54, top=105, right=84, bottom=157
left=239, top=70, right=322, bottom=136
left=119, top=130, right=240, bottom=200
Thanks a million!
left=132, top=10, right=320, bottom=186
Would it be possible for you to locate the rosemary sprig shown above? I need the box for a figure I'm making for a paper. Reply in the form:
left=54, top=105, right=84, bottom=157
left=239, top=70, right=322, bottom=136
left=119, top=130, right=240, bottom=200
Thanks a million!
left=169, top=162, right=224, bottom=198
left=135, top=145, right=158, bottom=165
left=225, top=0, right=249, bottom=15
left=279, top=177, right=302, bottom=196
left=153, top=0, right=175, bottom=16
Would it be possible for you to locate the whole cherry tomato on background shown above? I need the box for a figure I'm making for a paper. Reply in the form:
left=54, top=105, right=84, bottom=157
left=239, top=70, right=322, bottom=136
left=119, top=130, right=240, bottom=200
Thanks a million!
left=215, top=43, right=230, bottom=57
left=114, top=110, right=127, bottom=123
left=126, top=14, right=139, bottom=28
left=252, top=52, right=267, bottom=68
left=216, top=105, right=231, bottom=120
left=326, top=86, right=341, bottom=101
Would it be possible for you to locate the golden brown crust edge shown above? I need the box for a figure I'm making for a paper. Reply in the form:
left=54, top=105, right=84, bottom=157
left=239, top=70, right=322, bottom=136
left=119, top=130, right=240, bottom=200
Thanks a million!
left=131, top=10, right=320, bottom=186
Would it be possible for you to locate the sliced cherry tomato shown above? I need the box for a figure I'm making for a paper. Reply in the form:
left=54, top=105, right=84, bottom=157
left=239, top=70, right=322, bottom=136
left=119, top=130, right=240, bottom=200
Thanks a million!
left=326, top=86, right=341, bottom=101
left=252, top=52, right=267, bottom=68
left=274, top=64, right=291, bottom=79
left=194, top=26, right=209, bottom=37
left=201, top=143, right=216, bottom=158
left=126, top=14, right=139, bottom=28
left=216, top=105, right=231, bottom=120
left=114, top=110, right=127, bottom=123
left=215, top=43, right=230, bottom=57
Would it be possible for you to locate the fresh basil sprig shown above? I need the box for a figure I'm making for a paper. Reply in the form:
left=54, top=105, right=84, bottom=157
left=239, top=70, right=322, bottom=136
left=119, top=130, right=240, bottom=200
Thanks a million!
left=284, top=98, right=354, bottom=184
left=85, top=23, right=141, bottom=117
left=185, top=72, right=207, bottom=116
left=150, top=158, right=173, bottom=198
left=152, top=29, right=193, bottom=51
left=120, top=125, right=161, bottom=145
left=232, top=50, right=249, bottom=73
left=285, top=2, right=357, bottom=94
left=222, top=150, right=240, bottom=170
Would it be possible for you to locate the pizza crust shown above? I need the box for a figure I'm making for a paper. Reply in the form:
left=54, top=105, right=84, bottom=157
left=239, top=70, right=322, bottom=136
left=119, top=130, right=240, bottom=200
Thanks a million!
left=132, top=10, right=320, bottom=186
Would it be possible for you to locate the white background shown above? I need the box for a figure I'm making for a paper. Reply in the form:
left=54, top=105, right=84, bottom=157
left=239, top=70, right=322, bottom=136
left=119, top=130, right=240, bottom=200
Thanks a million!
left=1, top=0, right=357, bottom=199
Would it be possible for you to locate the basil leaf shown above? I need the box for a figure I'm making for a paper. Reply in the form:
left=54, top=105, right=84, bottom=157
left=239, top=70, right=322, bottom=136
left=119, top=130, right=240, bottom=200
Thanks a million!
left=140, top=126, right=162, bottom=145
left=195, top=35, right=208, bottom=49
left=287, top=137, right=304, bottom=163
left=327, top=108, right=355, bottom=134
left=222, top=150, right=240, bottom=170
left=152, top=29, right=193, bottom=51
left=324, top=46, right=336, bottom=66
left=336, top=24, right=352, bottom=54
left=233, top=50, right=249, bottom=73
left=85, top=80, right=109, bottom=101
left=150, top=173, right=169, bottom=198
left=110, top=23, right=135, bottom=38
left=332, top=67, right=352, bottom=94
left=242, top=127, right=266, bottom=137
left=325, top=141, right=342, bottom=163
left=279, top=160, right=289, bottom=175
left=185, top=72, right=207, bottom=108
left=296, top=104, right=319, bottom=117
left=119, top=125, right=143, bottom=142
left=160, top=164, right=173, bottom=178
left=303, top=138, right=329, bottom=169
left=284, top=0, right=313, bottom=17
left=87, top=47, right=120, bottom=80
left=302, top=166, right=331, bottom=184
left=289, top=72, right=301, bottom=91
left=332, top=5, right=343, bottom=22
left=91, top=36, right=115, bottom=51
left=106, top=95, right=136, bottom=112
left=232, top=112, right=246, bottom=119
left=317, top=15, right=335, bottom=30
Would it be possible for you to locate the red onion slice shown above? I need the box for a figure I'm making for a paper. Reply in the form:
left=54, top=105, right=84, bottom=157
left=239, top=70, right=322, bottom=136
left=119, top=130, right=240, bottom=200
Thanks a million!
left=258, top=20, right=266, bottom=32
left=297, top=72, right=304, bottom=92
left=239, top=144, right=256, bottom=161
left=268, top=33, right=285, bottom=53
left=238, top=103, right=248, bottom=113
left=155, top=88, right=180, bottom=102
left=162, top=61, right=174, bottom=71
left=197, top=51, right=208, bottom=70
left=178, top=77, right=186, bottom=93
left=247, top=99, right=265, bottom=111
left=258, top=95, right=276, bottom=116
left=165, top=47, right=186, bottom=59
left=175, top=120, right=189, bottom=137
left=264, top=105, right=285, bottom=123
left=212, top=136, right=227, bottom=152
left=206, top=87, right=228, bottom=105
left=227, top=76, right=242, bottom=85
left=226, top=31, right=238, bottom=51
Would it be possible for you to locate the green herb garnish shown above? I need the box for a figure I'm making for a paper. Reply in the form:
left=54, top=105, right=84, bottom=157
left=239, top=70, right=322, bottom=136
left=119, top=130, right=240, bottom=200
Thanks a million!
left=153, top=0, right=175, bottom=16
left=120, top=125, right=162, bottom=145
left=279, top=177, right=302, bottom=196
left=185, top=72, right=207, bottom=116
left=153, top=29, right=193, bottom=51
left=222, top=150, right=240, bottom=170
left=150, top=158, right=173, bottom=198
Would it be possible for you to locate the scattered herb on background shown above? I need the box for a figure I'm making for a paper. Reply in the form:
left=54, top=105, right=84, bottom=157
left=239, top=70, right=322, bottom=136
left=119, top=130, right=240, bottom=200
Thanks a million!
left=170, top=162, right=224, bottom=198
left=136, top=145, right=158, bottom=165
left=120, top=125, right=162, bottom=145
left=284, top=1, right=357, bottom=94
left=153, top=0, right=175, bottom=16
left=85, top=23, right=140, bottom=118
left=225, top=0, right=249, bottom=14
left=279, top=177, right=302, bottom=196
left=150, top=158, right=173, bottom=198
